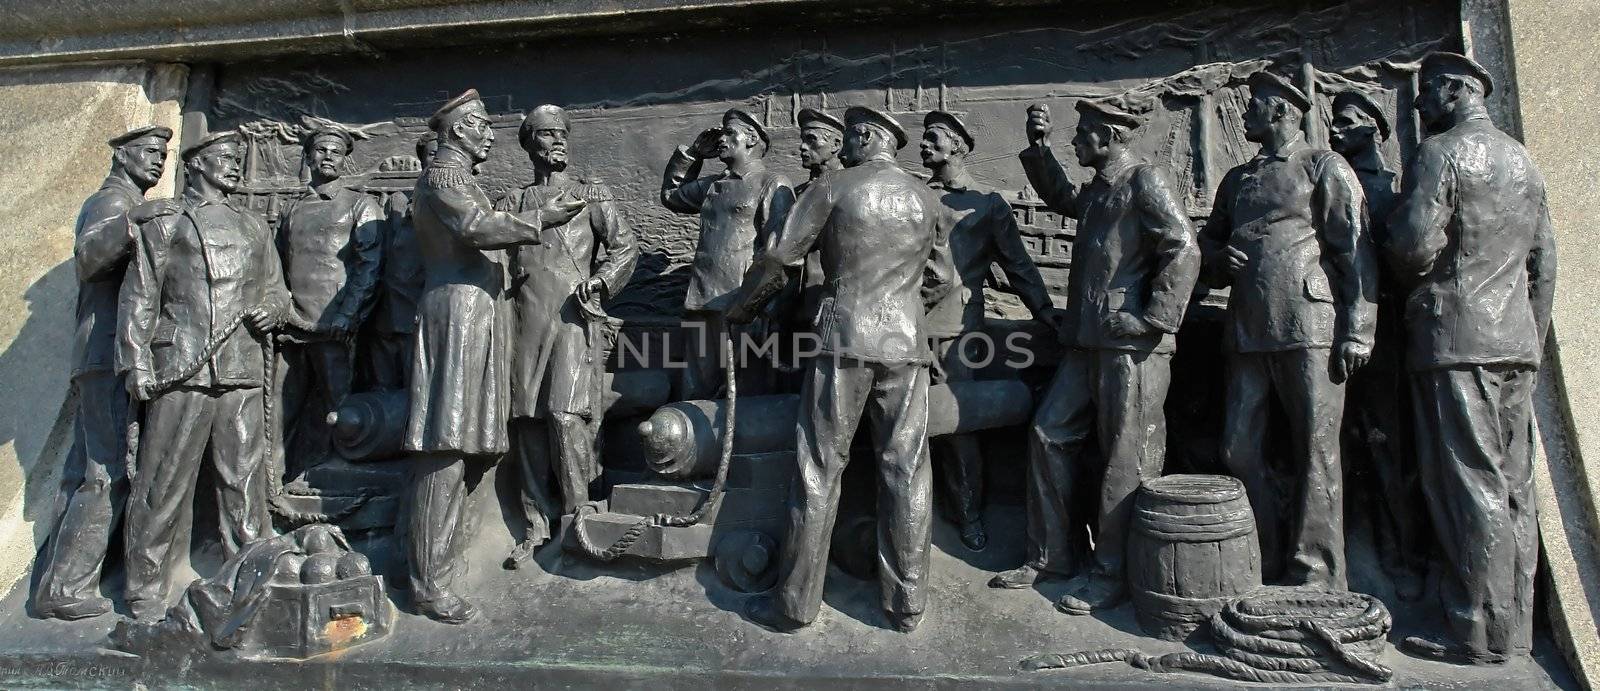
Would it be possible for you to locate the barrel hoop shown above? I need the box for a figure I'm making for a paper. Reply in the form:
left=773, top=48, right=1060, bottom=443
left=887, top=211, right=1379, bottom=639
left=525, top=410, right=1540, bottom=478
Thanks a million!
left=1135, top=506, right=1254, bottom=527
left=1130, top=589, right=1231, bottom=622
left=1133, top=521, right=1256, bottom=542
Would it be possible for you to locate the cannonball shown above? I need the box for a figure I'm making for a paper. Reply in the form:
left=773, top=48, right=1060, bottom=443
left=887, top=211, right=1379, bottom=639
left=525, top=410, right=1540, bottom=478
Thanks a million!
left=301, top=525, right=341, bottom=555
left=272, top=554, right=306, bottom=583
left=336, top=552, right=371, bottom=579
left=300, top=552, right=340, bottom=584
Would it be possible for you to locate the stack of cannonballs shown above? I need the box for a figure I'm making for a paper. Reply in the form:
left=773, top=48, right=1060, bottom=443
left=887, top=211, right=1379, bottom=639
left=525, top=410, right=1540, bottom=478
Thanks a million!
left=271, top=527, right=372, bottom=586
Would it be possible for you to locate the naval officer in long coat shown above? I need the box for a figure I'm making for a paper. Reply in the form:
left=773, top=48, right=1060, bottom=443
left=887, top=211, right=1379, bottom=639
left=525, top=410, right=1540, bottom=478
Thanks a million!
left=403, top=90, right=584, bottom=623
left=501, top=104, right=638, bottom=567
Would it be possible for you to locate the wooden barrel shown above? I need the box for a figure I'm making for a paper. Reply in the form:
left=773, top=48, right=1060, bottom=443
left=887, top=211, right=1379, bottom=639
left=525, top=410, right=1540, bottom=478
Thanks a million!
left=1127, top=474, right=1262, bottom=641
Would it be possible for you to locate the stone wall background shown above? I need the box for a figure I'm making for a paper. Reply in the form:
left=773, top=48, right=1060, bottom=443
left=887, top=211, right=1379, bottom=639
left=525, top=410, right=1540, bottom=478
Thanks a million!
left=1504, top=0, right=1600, bottom=686
left=202, top=0, right=1455, bottom=320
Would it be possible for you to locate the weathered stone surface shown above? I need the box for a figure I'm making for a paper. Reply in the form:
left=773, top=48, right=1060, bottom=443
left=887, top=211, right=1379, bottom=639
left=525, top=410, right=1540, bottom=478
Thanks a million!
left=0, top=61, right=185, bottom=596
left=1504, top=0, right=1600, bottom=686
left=0, top=0, right=1058, bottom=66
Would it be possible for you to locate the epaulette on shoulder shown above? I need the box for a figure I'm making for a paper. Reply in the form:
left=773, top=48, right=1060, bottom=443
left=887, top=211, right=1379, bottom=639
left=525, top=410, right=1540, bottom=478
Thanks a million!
left=425, top=165, right=473, bottom=190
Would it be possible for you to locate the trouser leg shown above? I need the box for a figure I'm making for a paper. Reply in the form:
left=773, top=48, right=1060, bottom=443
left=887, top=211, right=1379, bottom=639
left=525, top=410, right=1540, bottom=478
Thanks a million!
left=1272, top=348, right=1346, bottom=589
left=1221, top=351, right=1279, bottom=578
left=123, top=388, right=216, bottom=611
left=1090, top=350, right=1172, bottom=578
left=776, top=357, right=870, bottom=624
left=36, top=372, right=129, bottom=605
left=868, top=361, right=933, bottom=616
left=550, top=412, right=597, bottom=511
left=1026, top=351, right=1095, bottom=576
left=931, top=338, right=983, bottom=527
left=681, top=310, right=722, bottom=401
left=511, top=418, right=555, bottom=544
left=1412, top=366, right=1538, bottom=657
left=1355, top=344, right=1427, bottom=575
left=209, top=386, right=272, bottom=557
left=407, top=453, right=468, bottom=604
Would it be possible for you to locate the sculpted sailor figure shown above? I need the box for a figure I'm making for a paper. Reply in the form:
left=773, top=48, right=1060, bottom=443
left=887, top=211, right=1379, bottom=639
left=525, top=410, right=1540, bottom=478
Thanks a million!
left=660, top=108, right=795, bottom=399
left=367, top=133, right=435, bottom=390
left=502, top=105, right=638, bottom=568
left=1202, top=71, right=1377, bottom=590
left=33, top=125, right=174, bottom=620
left=1388, top=52, right=1556, bottom=665
left=728, top=106, right=956, bottom=634
left=772, top=107, right=844, bottom=346
left=764, top=107, right=844, bottom=386
left=919, top=109, right=1059, bottom=552
left=403, top=90, right=584, bottom=623
left=795, top=108, right=846, bottom=196
left=992, top=100, right=1199, bottom=613
left=276, top=126, right=382, bottom=464
left=117, top=129, right=292, bottom=620
left=1329, top=89, right=1426, bottom=601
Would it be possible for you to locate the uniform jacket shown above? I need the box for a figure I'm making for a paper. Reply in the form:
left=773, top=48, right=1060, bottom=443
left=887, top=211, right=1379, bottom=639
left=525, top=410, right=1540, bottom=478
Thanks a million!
left=117, top=189, right=290, bottom=389
left=736, top=156, right=956, bottom=365
left=661, top=147, right=795, bottom=312
left=1021, top=146, right=1200, bottom=353
left=923, top=171, right=1054, bottom=339
left=1202, top=135, right=1377, bottom=354
left=1385, top=116, right=1556, bottom=370
left=73, top=174, right=143, bottom=377
left=277, top=181, right=383, bottom=331
left=373, top=191, right=426, bottom=336
left=501, top=176, right=638, bottom=418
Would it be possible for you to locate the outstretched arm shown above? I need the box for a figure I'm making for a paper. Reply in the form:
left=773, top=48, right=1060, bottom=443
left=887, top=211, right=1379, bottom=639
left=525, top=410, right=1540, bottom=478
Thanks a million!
left=988, top=194, right=1055, bottom=319
left=1018, top=145, right=1079, bottom=217
left=426, top=182, right=545, bottom=250
left=728, top=177, right=830, bottom=322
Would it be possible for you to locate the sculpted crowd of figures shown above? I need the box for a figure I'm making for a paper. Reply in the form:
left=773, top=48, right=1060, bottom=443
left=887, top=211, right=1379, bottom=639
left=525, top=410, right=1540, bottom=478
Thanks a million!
left=33, top=48, right=1554, bottom=670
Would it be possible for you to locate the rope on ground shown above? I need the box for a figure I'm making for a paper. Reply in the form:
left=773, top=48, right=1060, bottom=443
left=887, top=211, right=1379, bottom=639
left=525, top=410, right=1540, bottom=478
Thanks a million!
left=1021, top=587, right=1394, bottom=685
left=572, top=332, right=738, bottom=561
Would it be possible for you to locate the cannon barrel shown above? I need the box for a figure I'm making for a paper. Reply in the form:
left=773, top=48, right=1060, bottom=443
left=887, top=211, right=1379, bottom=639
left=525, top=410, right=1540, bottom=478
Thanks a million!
left=329, top=369, right=672, bottom=462
left=640, top=379, right=1033, bottom=480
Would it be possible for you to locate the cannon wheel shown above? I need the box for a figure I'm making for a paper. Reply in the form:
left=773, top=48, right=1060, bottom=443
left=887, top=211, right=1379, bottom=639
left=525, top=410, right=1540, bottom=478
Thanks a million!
left=713, top=530, right=779, bottom=593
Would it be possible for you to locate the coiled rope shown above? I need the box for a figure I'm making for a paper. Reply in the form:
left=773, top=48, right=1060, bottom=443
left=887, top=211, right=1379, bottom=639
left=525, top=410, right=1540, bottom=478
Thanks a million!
left=1022, top=587, right=1394, bottom=685
left=572, top=331, right=737, bottom=561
